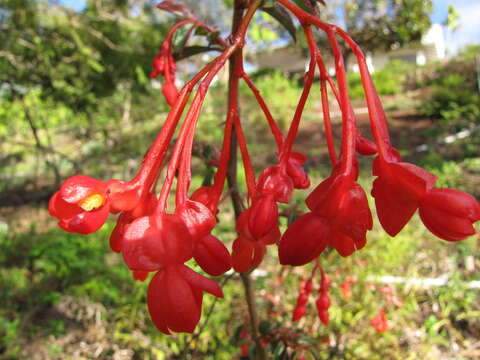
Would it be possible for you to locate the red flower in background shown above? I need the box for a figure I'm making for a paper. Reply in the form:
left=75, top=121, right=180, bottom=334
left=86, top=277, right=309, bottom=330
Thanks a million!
left=371, top=309, right=388, bottom=333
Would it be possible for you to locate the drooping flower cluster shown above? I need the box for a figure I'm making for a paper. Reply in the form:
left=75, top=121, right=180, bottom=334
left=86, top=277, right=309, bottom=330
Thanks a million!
left=49, top=0, right=479, bottom=335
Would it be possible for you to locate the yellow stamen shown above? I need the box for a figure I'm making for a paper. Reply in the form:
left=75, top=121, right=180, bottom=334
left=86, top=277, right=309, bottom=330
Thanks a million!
left=78, top=194, right=105, bottom=211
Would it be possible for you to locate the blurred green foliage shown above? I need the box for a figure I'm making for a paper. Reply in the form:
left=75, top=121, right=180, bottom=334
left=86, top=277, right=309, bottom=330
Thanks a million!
left=419, top=46, right=480, bottom=124
left=347, top=59, right=414, bottom=100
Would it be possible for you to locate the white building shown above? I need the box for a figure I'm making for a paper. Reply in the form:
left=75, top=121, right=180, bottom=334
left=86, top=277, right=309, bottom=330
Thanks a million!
left=253, top=24, right=446, bottom=73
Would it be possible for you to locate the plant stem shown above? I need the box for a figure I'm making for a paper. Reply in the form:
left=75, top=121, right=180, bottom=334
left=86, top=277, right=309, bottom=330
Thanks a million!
left=227, top=1, right=266, bottom=359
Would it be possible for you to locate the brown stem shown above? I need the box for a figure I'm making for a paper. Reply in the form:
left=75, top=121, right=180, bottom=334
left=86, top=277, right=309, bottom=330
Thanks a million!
left=227, top=1, right=266, bottom=359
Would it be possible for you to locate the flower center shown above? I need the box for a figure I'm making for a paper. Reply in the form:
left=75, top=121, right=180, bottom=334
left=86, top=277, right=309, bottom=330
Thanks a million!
left=78, top=193, right=105, bottom=211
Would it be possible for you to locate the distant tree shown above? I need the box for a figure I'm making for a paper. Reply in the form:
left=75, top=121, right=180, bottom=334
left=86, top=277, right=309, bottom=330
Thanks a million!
left=322, top=0, right=433, bottom=53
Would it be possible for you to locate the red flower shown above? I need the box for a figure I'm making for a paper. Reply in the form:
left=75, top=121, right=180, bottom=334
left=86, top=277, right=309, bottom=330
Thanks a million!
left=236, top=209, right=280, bottom=244
left=307, top=174, right=373, bottom=257
left=256, top=165, right=294, bottom=203
left=372, top=157, right=437, bottom=236
left=419, top=188, right=480, bottom=242
left=121, top=213, right=193, bottom=271
left=371, top=309, right=388, bottom=333
left=49, top=175, right=110, bottom=234
left=193, top=234, right=231, bottom=276
left=278, top=212, right=329, bottom=266
left=341, top=279, right=352, bottom=300
left=150, top=43, right=176, bottom=79
left=147, top=264, right=223, bottom=334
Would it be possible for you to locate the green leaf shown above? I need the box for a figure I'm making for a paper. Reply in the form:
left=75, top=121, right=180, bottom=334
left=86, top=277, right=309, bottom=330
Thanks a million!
left=173, top=46, right=222, bottom=61
left=261, top=3, right=297, bottom=42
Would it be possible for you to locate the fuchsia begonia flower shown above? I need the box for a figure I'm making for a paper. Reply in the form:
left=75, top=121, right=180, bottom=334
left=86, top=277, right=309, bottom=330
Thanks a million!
left=306, top=173, right=373, bottom=257
left=49, top=175, right=139, bottom=234
left=147, top=264, right=223, bottom=334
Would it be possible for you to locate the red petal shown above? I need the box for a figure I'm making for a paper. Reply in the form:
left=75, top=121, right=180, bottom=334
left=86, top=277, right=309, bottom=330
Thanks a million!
left=107, top=180, right=141, bottom=213
left=329, top=231, right=356, bottom=257
left=260, top=225, right=281, bottom=245
left=163, top=267, right=201, bottom=333
left=178, top=264, right=224, bottom=298
left=48, top=191, right=82, bottom=219
left=231, top=237, right=255, bottom=273
left=177, top=200, right=216, bottom=242
left=193, top=235, right=231, bottom=277
left=122, top=214, right=193, bottom=270
left=248, top=195, right=278, bottom=239
left=419, top=198, right=477, bottom=242
left=59, top=201, right=109, bottom=234
left=372, top=177, right=418, bottom=236
left=59, top=175, right=106, bottom=204
left=147, top=271, right=171, bottom=334
left=422, top=188, right=480, bottom=221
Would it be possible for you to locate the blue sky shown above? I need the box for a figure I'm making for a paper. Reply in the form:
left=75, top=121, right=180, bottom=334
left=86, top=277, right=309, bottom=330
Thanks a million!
left=60, top=0, right=479, bottom=54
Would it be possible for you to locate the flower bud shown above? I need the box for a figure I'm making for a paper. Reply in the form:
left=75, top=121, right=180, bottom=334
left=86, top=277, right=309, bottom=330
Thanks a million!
left=193, top=234, right=231, bottom=276
left=419, top=188, right=480, bottom=242
left=278, top=212, right=329, bottom=266
left=248, top=195, right=278, bottom=239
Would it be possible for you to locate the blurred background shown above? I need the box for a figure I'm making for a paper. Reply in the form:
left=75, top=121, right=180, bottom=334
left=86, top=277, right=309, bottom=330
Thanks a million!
left=0, top=0, right=479, bottom=359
